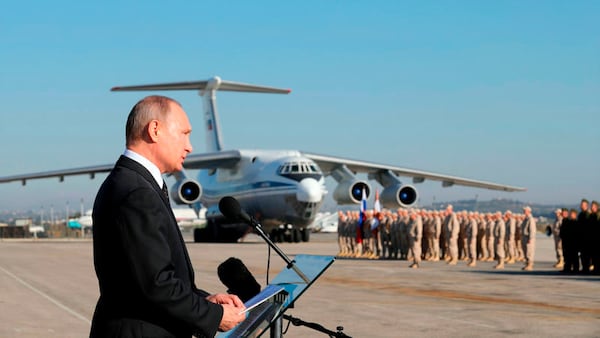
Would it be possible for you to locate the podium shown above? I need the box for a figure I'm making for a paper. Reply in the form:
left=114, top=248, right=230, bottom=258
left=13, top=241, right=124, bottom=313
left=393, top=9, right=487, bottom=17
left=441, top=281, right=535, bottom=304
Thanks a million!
left=217, top=254, right=335, bottom=338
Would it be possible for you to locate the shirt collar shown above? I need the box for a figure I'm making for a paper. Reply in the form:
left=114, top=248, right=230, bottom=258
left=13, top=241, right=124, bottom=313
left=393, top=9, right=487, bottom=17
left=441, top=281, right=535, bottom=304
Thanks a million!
left=123, top=149, right=164, bottom=187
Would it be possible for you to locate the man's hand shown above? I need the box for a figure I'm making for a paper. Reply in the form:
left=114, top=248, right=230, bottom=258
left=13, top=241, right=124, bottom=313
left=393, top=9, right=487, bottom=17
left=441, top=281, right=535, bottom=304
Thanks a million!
left=207, top=293, right=246, bottom=332
left=218, top=303, right=247, bottom=332
left=206, top=293, right=244, bottom=308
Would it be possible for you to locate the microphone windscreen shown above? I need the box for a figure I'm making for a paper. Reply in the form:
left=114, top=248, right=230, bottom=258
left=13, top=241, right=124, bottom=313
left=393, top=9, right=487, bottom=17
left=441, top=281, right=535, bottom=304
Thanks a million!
left=219, top=196, right=241, bottom=220
left=217, top=257, right=261, bottom=303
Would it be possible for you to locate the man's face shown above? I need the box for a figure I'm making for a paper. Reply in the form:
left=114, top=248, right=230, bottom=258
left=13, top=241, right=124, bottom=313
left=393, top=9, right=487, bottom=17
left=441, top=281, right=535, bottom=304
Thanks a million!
left=157, top=103, right=193, bottom=173
left=592, top=204, right=598, bottom=213
left=581, top=201, right=588, bottom=212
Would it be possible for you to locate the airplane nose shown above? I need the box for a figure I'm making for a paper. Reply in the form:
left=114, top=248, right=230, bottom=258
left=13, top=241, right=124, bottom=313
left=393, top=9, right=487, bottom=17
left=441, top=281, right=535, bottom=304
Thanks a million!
left=296, top=178, right=323, bottom=203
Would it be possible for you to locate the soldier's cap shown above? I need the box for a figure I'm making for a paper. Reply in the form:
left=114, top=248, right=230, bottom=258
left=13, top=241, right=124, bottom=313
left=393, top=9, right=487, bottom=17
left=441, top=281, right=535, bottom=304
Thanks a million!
left=592, top=200, right=598, bottom=207
left=581, top=198, right=589, bottom=204
left=505, top=210, right=512, bottom=214
left=522, top=206, right=531, bottom=211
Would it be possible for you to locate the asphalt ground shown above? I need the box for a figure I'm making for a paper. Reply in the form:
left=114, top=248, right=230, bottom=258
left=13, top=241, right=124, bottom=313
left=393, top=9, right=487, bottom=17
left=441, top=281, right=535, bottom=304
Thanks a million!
left=0, top=233, right=598, bottom=338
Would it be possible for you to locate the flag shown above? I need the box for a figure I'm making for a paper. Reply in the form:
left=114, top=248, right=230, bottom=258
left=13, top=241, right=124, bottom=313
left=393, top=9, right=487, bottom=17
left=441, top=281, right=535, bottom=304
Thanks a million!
left=356, top=187, right=367, bottom=244
left=371, top=189, right=382, bottom=230
left=358, top=188, right=367, bottom=227
left=374, top=189, right=381, bottom=213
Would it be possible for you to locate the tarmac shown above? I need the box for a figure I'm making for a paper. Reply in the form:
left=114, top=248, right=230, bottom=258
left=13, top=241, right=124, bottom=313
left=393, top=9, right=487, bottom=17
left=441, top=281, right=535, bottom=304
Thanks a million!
left=0, top=232, right=598, bottom=338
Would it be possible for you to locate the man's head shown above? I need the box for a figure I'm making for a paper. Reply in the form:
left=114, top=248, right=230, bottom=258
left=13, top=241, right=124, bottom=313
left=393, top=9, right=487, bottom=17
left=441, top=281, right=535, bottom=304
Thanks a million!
left=569, top=209, right=578, bottom=219
left=523, top=206, right=531, bottom=216
left=580, top=199, right=589, bottom=212
left=125, top=96, right=193, bottom=173
left=591, top=201, right=598, bottom=213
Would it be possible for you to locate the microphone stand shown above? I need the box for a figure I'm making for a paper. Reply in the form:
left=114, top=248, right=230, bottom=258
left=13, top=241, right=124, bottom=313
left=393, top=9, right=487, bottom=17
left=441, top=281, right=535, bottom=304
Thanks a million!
left=245, top=216, right=311, bottom=338
left=247, top=216, right=310, bottom=284
left=283, top=314, right=352, bottom=338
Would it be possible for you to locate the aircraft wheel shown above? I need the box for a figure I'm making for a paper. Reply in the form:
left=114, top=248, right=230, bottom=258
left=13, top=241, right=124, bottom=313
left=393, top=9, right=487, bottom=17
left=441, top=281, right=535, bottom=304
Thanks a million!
left=301, top=228, right=310, bottom=242
left=292, top=228, right=301, bottom=243
left=283, top=228, right=292, bottom=242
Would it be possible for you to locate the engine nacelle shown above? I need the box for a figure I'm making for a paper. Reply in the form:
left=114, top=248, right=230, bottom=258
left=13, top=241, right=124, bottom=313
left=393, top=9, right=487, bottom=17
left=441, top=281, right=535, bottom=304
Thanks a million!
left=170, top=179, right=202, bottom=205
left=380, top=184, right=418, bottom=208
left=333, top=180, right=370, bottom=204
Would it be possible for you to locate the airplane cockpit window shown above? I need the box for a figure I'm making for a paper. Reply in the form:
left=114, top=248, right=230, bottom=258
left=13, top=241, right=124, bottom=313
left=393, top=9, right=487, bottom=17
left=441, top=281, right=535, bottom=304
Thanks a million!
left=277, top=161, right=323, bottom=182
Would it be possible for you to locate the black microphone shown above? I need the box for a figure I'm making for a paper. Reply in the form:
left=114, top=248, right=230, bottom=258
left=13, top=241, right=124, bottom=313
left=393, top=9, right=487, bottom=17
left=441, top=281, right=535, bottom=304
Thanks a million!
left=218, top=196, right=311, bottom=284
left=217, top=257, right=261, bottom=303
left=219, top=196, right=252, bottom=223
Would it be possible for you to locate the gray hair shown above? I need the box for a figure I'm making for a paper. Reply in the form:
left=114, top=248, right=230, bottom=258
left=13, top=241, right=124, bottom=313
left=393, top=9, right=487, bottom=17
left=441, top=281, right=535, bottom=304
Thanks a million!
left=125, top=95, right=182, bottom=146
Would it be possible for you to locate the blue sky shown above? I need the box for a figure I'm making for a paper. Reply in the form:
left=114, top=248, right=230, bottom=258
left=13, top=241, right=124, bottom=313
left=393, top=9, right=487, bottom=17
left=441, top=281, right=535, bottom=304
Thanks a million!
left=1, top=1, right=598, bottom=213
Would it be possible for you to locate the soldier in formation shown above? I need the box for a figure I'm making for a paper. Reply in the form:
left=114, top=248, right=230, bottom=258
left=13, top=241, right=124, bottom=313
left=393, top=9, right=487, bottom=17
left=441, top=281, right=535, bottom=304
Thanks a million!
left=336, top=205, right=540, bottom=271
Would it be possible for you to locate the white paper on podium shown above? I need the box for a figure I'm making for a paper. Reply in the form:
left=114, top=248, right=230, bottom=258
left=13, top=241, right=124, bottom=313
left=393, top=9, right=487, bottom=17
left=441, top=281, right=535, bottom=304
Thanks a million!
left=239, top=284, right=285, bottom=315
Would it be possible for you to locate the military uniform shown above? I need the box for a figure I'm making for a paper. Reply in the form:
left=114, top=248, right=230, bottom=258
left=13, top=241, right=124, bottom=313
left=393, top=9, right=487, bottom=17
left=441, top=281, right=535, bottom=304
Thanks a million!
left=477, top=215, right=488, bottom=260
left=432, top=212, right=442, bottom=262
left=443, top=210, right=460, bottom=265
left=336, top=212, right=347, bottom=256
left=493, top=215, right=506, bottom=269
left=466, top=215, right=478, bottom=267
left=399, top=213, right=409, bottom=260
left=514, top=215, right=525, bottom=262
left=485, top=215, right=495, bottom=262
left=552, top=211, right=564, bottom=268
left=408, top=212, right=423, bottom=268
left=520, top=208, right=536, bottom=270
left=458, top=212, right=468, bottom=261
left=504, top=213, right=516, bottom=264
left=380, top=214, right=392, bottom=259
left=390, top=213, right=399, bottom=259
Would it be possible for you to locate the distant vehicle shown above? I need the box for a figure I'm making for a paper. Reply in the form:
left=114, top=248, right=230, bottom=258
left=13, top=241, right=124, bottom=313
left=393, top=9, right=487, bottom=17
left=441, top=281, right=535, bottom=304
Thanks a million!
left=173, top=207, right=206, bottom=228
left=0, top=77, right=525, bottom=243
left=308, top=212, right=339, bottom=233
left=29, top=225, right=46, bottom=238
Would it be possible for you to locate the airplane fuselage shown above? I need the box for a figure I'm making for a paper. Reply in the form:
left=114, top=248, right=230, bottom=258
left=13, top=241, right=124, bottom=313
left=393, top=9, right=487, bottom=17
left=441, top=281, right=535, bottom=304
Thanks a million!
left=200, top=149, right=326, bottom=232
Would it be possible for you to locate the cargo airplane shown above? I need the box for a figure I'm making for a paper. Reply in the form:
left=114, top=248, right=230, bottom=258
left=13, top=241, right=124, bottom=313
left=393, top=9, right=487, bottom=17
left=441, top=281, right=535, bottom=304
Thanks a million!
left=0, top=77, right=526, bottom=243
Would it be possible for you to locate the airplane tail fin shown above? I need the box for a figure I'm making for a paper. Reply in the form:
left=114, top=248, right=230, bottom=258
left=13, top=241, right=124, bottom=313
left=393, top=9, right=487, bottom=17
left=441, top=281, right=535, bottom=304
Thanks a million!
left=112, top=77, right=291, bottom=152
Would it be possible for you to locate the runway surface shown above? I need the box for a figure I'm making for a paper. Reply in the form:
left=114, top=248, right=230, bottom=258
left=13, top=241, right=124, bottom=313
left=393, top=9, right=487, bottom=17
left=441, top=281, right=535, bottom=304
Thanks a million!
left=0, top=233, right=598, bottom=338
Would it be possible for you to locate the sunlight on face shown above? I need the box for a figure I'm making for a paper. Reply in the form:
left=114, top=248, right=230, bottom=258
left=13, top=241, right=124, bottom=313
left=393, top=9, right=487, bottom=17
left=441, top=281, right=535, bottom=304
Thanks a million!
left=158, top=103, right=193, bottom=173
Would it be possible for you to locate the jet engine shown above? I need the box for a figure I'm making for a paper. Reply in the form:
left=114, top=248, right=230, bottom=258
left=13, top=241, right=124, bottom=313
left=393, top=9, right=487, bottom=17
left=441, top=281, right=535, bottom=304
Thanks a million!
left=380, top=184, right=418, bottom=208
left=333, top=180, right=370, bottom=204
left=170, top=179, right=202, bottom=205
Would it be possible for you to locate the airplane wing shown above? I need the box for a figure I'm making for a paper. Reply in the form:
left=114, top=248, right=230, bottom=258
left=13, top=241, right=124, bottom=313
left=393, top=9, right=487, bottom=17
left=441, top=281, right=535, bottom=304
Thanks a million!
left=301, top=151, right=526, bottom=192
left=0, top=164, right=114, bottom=185
left=0, top=150, right=243, bottom=186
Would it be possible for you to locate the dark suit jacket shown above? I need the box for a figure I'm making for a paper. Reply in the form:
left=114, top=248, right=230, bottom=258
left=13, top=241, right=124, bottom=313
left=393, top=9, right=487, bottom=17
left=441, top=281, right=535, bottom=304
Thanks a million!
left=90, top=156, right=223, bottom=338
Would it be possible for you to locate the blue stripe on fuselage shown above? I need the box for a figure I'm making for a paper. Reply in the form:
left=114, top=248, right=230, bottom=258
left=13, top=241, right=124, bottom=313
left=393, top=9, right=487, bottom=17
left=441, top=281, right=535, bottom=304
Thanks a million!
left=202, top=181, right=295, bottom=196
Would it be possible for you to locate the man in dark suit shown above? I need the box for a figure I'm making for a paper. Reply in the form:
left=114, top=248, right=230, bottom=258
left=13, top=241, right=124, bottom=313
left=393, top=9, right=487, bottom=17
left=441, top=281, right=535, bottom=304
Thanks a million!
left=90, top=96, right=245, bottom=338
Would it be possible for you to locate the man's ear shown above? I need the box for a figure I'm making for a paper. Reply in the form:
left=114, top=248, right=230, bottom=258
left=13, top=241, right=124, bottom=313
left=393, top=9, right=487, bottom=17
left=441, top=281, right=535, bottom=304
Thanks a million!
left=147, top=120, right=160, bottom=142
